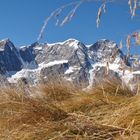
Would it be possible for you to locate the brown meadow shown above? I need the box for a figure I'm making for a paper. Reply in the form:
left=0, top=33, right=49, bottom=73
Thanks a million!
left=0, top=80, right=140, bottom=140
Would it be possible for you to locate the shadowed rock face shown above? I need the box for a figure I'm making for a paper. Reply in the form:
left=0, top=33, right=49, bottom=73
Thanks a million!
left=19, top=42, right=38, bottom=63
left=40, top=62, right=69, bottom=80
left=0, top=39, right=22, bottom=74
left=0, top=38, right=140, bottom=89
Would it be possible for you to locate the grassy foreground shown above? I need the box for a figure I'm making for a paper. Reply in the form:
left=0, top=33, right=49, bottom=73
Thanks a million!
left=0, top=80, right=140, bottom=140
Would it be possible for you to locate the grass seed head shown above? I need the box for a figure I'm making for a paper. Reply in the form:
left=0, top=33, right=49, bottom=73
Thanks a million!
left=128, top=0, right=133, bottom=16
left=103, top=4, right=106, bottom=13
left=136, top=32, right=140, bottom=45
left=132, top=0, right=137, bottom=17
left=119, top=40, right=123, bottom=49
left=96, top=6, right=102, bottom=28
left=126, top=34, right=131, bottom=51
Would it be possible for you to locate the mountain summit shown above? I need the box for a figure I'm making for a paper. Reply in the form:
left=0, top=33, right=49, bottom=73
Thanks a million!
left=0, top=38, right=140, bottom=90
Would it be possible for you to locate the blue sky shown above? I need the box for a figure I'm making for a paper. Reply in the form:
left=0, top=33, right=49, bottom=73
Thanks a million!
left=0, top=0, right=140, bottom=54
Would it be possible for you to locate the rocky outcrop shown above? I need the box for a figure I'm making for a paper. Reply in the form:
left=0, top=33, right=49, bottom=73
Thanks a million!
left=40, top=61, right=69, bottom=82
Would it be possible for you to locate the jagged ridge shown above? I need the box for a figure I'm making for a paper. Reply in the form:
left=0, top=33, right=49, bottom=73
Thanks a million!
left=0, top=38, right=140, bottom=90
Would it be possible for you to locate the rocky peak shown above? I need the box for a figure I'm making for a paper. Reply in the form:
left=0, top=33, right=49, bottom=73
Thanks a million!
left=34, top=39, right=88, bottom=66
left=88, top=39, right=124, bottom=63
left=90, top=39, right=116, bottom=48
left=0, top=38, right=15, bottom=51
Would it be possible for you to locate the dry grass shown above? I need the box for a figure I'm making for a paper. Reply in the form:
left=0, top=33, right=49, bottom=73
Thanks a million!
left=38, top=81, right=78, bottom=102
left=0, top=80, right=140, bottom=139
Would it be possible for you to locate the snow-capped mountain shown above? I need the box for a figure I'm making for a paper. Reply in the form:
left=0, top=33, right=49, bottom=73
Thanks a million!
left=0, top=38, right=140, bottom=90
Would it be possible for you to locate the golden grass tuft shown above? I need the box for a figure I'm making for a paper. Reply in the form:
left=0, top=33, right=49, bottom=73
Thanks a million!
left=39, top=81, right=77, bottom=102
left=0, top=79, right=140, bottom=139
left=92, top=78, right=133, bottom=96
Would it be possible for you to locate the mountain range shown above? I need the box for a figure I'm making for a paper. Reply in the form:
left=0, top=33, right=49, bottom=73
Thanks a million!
left=0, top=38, right=140, bottom=91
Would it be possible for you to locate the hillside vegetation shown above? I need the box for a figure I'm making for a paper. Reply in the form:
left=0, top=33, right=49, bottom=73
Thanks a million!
left=0, top=80, right=140, bottom=140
